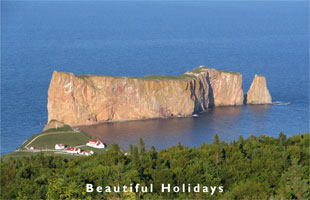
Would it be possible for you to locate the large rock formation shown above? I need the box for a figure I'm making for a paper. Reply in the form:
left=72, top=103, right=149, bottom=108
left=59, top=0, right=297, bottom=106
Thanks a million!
left=185, top=67, right=244, bottom=107
left=47, top=66, right=245, bottom=126
left=245, top=74, right=272, bottom=104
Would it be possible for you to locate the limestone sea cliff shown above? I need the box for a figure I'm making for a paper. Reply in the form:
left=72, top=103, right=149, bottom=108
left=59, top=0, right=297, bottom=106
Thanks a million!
left=47, top=66, right=268, bottom=126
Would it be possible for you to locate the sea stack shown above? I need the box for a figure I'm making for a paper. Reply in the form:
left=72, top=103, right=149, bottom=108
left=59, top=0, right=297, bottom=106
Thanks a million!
left=245, top=74, right=272, bottom=104
left=47, top=66, right=244, bottom=126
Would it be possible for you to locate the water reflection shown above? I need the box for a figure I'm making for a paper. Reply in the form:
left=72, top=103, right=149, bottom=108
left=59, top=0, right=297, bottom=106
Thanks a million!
left=78, top=105, right=266, bottom=150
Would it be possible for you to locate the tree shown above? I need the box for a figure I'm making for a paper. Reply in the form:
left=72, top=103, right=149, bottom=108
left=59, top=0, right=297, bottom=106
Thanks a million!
left=278, top=159, right=310, bottom=199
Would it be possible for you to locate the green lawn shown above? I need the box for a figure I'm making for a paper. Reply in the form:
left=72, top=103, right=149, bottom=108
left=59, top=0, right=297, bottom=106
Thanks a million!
left=28, top=131, right=92, bottom=149
left=18, top=126, right=75, bottom=150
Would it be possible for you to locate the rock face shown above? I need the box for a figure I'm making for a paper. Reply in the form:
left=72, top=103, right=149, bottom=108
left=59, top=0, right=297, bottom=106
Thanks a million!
left=43, top=120, right=66, bottom=131
left=245, top=74, right=272, bottom=104
left=185, top=67, right=244, bottom=107
left=47, top=66, right=246, bottom=126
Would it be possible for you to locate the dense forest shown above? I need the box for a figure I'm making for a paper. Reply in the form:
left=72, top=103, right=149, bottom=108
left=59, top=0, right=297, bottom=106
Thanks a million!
left=1, top=133, right=309, bottom=199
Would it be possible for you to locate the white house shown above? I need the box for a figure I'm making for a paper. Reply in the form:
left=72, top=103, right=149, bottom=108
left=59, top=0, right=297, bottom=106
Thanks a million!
left=85, top=150, right=94, bottom=156
left=55, top=144, right=65, bottom=150
left=78, top=150, right=94, bottom=156
left=66, top=147, right=81, bottom=154
left=86, top=139, right=105, bottom=149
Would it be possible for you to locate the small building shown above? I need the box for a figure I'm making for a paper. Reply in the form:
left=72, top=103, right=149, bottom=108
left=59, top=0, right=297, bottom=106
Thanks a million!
left=78, top=150, right=94, bottom=156
left=86, top=139, right=105, bottom=149
left=30, top=146, right=35, bottom=150
left=66, top=147, right=80, bottom=154
left=55, top=144, right=65, bottom=150
left=85, top=150, right=94, bottom=156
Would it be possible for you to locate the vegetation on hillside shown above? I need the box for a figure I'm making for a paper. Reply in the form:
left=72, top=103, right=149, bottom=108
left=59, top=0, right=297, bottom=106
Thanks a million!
left=1, top=133, right=309, bottom=199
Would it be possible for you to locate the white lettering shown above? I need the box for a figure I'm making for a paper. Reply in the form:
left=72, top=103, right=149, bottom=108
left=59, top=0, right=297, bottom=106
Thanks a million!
left=114, top=186, right=120, bottom=192
left=202, top=186, right=208, bottom=192
left=141, top=186, right=148, bottom=193
left=123, top=185, right=127, bottom=192
left=86, top=184, right=93, bottom=193
left=211, top=186, right=217, bottom=195
left=162, top=184, right=170, bottom=192
left=173, top=186, right=180, bottom=193
left=96, top=186, right=102, bottom=193
left=105, top=186, right=111, bottom=193
left=130, top=184, right=133, bottom=192
left=150, top=184, right=153, bottom=193
left=194, top=184, right=200, bottom=192
left=135, top=184, right=140, bottom=192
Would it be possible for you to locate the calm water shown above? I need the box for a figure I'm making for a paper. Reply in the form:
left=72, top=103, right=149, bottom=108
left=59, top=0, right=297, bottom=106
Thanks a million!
left=1, top=1, right=309, bottom=154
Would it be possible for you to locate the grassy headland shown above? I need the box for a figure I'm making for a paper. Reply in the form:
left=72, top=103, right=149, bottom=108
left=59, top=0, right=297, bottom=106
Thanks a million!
left=2, top=122, right=107, bottom=161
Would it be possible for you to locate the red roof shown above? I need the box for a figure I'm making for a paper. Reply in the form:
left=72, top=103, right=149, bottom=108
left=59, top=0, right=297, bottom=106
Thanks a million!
left=88, top=139, right=103, bottom=144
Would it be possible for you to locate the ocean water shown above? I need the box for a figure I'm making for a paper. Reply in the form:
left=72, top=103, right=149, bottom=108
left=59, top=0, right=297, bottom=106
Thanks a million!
left=1, top=1, right=309, bottom=154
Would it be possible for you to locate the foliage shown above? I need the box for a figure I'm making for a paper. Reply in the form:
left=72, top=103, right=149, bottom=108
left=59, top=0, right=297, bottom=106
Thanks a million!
left=1, top=133, right=309, bottom=199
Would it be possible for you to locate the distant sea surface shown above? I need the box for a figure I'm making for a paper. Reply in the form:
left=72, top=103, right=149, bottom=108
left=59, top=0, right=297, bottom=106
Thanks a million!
left=1, top=1, right=309, bottom=154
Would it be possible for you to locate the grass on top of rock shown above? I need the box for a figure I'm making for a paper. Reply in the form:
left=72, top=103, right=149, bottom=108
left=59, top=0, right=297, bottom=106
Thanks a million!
left=190, top=66, right=240, bottom=75
left=137, top=74, right=196, bottom=80
left=78, top=74, right=122, bottom=79
left=78, top=73, right=196, bottom=80
left=76, top=66, right=239, bottom=81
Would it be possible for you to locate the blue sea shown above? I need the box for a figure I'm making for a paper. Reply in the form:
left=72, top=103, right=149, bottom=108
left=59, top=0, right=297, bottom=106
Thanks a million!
left=1, top=1, right=309, bottom=154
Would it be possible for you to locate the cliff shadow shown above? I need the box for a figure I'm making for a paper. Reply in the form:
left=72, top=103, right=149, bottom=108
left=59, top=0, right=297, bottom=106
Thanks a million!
left=192, top=80, right=204, bottom=114
left=199, top=80, right=208, bottom=111
left=243, top=94, right=247, bottom=105
left=206, top=73, right=215, bottom=108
